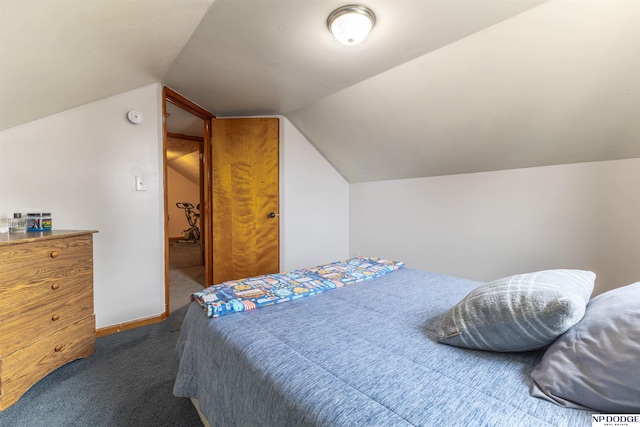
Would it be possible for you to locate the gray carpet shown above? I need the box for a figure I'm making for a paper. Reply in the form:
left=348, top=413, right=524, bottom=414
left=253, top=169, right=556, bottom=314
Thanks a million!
left=0, top=242, right=206, bottom=426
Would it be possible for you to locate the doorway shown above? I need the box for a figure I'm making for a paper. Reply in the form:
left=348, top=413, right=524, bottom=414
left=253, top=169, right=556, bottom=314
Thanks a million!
left=163, top=87, right=214, bottom=314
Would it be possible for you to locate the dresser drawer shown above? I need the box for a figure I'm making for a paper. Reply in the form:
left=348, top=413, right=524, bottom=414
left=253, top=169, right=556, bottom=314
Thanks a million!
left=0, top=235, right=93, bottom=287
left=0, top=285, right=93, bottom=356
left=0, top=268, right=92, bottom=319
left=0, top=315, right=95, bottom=410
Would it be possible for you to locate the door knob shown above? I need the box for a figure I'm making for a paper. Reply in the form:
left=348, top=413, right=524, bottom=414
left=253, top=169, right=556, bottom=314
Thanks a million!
left=267, top=212, right=277, bottom=219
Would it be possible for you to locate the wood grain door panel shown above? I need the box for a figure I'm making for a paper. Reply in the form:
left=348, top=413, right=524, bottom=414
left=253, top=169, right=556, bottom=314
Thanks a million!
left=212, top=118, right=279, bottom=284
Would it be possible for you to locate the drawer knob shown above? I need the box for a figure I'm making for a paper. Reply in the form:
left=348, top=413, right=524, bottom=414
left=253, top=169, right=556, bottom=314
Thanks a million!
left=51, top=313, right=61, bottom=321
left=50, top=251, right=59, bottom=258
left=51, top=283, right=60, bottom=290
left=54, top=344, right=63, bottom=352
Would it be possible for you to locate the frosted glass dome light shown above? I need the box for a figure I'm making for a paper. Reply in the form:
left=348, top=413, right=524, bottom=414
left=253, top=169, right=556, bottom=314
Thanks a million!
left=327, top=5, right=376, bottom=46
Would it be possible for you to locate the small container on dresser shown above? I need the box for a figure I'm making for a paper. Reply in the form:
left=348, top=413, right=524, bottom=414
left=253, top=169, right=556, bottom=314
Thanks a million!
left=26, top=212, right=52, bottom=232
left=0, top=230, right=97, bottom=410
left=8, top=213, right=27, bottom=233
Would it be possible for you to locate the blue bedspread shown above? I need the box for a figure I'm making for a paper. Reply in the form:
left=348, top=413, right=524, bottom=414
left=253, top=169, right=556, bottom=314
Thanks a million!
left=174, top=268, right=592, bottom=426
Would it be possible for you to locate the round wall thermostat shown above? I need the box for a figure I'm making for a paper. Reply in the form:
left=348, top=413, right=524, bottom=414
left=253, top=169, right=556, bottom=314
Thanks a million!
left=127, top=110, right=144, bottom=124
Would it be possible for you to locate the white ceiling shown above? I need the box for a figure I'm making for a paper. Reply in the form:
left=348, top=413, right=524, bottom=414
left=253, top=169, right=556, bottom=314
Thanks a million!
left=1, top=0, right=638, bottom=183
left=0, top=0, right=213, bottom=131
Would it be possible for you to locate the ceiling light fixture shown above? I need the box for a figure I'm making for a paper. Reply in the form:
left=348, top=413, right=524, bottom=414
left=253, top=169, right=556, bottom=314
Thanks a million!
left=327, top=5, right=376, bottom=46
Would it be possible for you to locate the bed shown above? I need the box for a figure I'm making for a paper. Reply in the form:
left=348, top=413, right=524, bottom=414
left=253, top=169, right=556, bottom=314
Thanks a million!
left=173, top=259, right=602, bottom=426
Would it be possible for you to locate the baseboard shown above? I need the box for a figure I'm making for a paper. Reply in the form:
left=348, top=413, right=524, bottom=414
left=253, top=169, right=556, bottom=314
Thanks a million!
left=96, top=311, right=168, bottom=337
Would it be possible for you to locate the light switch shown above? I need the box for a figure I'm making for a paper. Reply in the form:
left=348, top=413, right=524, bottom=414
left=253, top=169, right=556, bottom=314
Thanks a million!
left=135, top=176, right=147, bottom=191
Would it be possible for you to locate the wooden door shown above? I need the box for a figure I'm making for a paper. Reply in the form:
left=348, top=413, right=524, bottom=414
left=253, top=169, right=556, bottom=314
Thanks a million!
left=211, top=117, right=280, bottom=284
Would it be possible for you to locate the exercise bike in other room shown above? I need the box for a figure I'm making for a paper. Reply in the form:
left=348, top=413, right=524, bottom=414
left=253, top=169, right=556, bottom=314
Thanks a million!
left=175, top=202, right=200, bottom=242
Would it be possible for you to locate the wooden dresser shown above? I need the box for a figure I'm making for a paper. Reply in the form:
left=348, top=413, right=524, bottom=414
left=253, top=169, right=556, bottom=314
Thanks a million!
left=0, top=230, right=97, bottom=410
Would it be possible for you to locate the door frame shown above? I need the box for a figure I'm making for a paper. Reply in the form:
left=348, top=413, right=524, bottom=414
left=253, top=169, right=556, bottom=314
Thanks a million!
left=162, top=86, right=215, bottom=315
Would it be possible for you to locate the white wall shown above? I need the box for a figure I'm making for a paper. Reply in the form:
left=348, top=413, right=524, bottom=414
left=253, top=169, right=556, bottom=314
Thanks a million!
left=0, top=84, right=166, bottom=328
left=350, top=159, right=640, bottom=296
left=167, top=167, right=200, bottom=239
left=0, top=96, right=350, bottom=330
left=281, top=118, right=349, bottom=271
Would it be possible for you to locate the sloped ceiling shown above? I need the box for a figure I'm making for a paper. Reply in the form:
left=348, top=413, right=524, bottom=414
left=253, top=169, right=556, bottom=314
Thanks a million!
left=0, top=0, right=214, bottom=131
left=166, top=103, right=203, bottom=184
left=288, top=1, right=640, bottom=181
left=166, top=135, right=200, bottom=185
left=167, top=149, right=201, bottom=185
left=1, top=0, right=638, bottom=183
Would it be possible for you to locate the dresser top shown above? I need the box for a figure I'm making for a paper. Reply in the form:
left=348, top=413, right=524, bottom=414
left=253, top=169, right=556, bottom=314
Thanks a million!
left=0, top=230, right=97, bottom=246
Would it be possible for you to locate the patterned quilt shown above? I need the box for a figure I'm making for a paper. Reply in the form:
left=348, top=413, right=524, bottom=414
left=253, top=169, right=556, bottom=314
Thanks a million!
left=191, top=256, right=405, bottom=318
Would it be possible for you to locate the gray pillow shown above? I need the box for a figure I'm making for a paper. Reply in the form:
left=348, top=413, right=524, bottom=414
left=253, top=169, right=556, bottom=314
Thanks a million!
left=437, top=269, right=595, bottom=352
left=530, top=282, right=640, bottom=412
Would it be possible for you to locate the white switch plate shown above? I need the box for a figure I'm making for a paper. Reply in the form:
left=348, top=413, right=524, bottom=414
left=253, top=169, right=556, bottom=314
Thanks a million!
left=135, top=176, right=147, bottom=191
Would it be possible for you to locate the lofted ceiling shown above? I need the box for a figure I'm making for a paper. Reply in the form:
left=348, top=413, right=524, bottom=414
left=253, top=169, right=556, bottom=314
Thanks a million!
left=1, top=0, right=638, bottom=183
left=165, top=102, right=204, bottom=185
